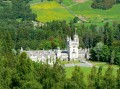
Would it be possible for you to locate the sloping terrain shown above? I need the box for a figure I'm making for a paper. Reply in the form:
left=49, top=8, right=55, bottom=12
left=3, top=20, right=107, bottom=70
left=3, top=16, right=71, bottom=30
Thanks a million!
left=31, top=1, right=74, bottom=22
left=63, top=0, right=120, bottom=22
left=31, top=0, right=120, bottom=23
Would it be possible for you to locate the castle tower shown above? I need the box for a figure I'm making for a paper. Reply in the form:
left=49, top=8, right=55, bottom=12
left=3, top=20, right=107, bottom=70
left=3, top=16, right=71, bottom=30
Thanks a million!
left=56, top=47, right=61, bottom=59
left=20, top=47, right=24, bottom=53
left=67, top=33, right=79, bottom=61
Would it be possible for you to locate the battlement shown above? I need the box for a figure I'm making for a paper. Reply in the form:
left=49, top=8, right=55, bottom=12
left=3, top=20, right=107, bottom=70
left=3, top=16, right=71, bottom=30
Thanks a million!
left=20, top=33, right=90, bottom=63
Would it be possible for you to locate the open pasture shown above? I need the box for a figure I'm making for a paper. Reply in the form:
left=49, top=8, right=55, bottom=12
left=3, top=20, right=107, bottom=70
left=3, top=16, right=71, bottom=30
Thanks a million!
left=30, top=0, right=120, bottom=22
left=63, top=0, right=120, bottom=22
left=30, top=0, right=42, bottom=4
left=31, top=1, right=74, bottom=22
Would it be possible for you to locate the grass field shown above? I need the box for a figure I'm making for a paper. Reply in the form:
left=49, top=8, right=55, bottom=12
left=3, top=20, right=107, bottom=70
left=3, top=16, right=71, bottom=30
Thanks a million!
left=30, top=0, right=120, bottom=23
left=65, top=62, right=119, bottom=78
left=62, top=0, right=76, bottom=6
left=31, top=1, right=74, bottom=22
left=30, top=0, right=49, bottom=4
left=63, top=0, right=120, bottom=22
left=65, top=66, right=92, bottom=78
left=30, top=0, right=41, bottom=4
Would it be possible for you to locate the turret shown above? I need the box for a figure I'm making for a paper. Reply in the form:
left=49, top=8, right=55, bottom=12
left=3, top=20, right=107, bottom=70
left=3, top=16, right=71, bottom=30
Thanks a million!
left=67, top=36, right=69, bottom=42
left=73, top=28, right=79, bottom=44
left=20, top=47, right=23, bottom=53
left=73, top=34, right=79, bottom=42
left=56, top=47, right=61, bottom=59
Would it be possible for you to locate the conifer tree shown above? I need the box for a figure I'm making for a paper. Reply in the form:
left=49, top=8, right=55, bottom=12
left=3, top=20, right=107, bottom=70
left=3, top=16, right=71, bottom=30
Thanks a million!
left=71, top=66, right=86, bottom=89
left=116, top=68, right=120, bottom=89
left=2, top=30, right=14, bottom=59
left=95, top=66, right=103, bottom=89
left=11, top=0, right=36, bottom=21
left=88, top=66, right=97, bottom=89
left=103, top=66, right=116, bottom=89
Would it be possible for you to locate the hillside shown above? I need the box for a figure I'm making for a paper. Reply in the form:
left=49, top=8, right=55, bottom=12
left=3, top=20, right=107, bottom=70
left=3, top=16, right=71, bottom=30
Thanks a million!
left=66, top=0, right=120, bottom=22
left=31, top=1, right=74, bottom=22
left=30, top=0, right=120, bottom=23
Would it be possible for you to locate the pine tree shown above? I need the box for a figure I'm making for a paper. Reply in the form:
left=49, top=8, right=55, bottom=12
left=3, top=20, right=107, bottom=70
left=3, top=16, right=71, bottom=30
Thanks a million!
left=3, top=30, right=14, bottom=53
left=71, top=66, right=86, bottom=89
left=116, top=68, right=120, bottom=89
left=11, top=0, right=36, bottom=21
left=95, top=66, right=103, bottom=89
left=103, top=66, right=116, bottom=89
left=88, top=66, right=97, bottom=89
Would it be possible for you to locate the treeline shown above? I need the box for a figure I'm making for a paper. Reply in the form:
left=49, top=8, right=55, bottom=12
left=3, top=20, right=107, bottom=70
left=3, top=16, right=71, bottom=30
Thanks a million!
left=91, top=0, right=120, bottom=10
left=39, top=0, right=63, bottom=3
left=90, top=22, right=120, bottom=66
left=36, top=21, right=120, bottom=66
left=0, top=0, right=36, bottom=57
left=0, top=52, right=120, bottom=89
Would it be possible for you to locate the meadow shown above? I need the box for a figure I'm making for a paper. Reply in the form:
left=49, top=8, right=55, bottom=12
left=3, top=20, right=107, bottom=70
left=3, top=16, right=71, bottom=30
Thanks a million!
left=30, top=0, right=120, bottom=23
left=62, top=0, right=76, bottom=6
left=63, top=0, right=120, bottom=22
left=31, top=1, right=74, bottom=22
left=30, top=0, right=41, bottom=4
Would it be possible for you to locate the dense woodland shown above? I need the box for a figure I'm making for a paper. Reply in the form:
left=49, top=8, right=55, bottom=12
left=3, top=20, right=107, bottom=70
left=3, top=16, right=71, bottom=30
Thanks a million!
left=91, top=0, right=120, bottom=10
left=0, top=52, right=120, bottom=89
left=0, top=0, right=120, bottom=88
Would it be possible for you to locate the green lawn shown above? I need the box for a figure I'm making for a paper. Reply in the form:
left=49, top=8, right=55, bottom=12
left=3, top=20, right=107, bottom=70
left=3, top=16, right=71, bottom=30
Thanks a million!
left=65, top=66, right=92, bottom=78
left=31, top=1, right=74, bottom=22
left=91, top=61, right=119, bottom=68
left=65, top=62, right=119, bottom=78
left=60, top=60, right=80, bottom=65
left=62, top=0, right=76, bottom=6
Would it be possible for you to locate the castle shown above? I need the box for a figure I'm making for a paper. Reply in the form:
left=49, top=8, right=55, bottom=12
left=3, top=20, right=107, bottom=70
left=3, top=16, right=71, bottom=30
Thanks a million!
left=20, top=33, right=90, bottom=64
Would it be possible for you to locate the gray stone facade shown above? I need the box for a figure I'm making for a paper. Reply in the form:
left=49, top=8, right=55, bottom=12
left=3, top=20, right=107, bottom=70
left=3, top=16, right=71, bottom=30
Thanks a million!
left=20, top=34, right=90, bottom=64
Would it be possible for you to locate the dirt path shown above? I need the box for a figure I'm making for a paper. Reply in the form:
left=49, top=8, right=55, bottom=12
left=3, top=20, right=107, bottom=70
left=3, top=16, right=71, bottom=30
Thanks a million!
left=61, top=3, right=87, bottom=22
left=73, top=0, right=88, bottom=3
left=67, top=3, right=79, bottom=8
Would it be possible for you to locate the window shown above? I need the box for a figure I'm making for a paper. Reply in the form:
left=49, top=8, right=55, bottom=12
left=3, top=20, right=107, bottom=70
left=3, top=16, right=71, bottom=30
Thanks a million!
left=73, top=49, right=75, bottom=53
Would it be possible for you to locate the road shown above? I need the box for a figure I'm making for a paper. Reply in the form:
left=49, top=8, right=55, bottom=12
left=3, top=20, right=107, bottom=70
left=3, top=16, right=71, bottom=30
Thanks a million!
left=64, top=61, right=93, bottom=67
left=64, top=62, right=119, bottom=70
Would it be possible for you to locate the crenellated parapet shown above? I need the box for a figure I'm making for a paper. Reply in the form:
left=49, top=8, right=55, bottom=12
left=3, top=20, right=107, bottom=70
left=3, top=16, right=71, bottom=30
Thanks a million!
left=20, top=33, right=90, bottom=63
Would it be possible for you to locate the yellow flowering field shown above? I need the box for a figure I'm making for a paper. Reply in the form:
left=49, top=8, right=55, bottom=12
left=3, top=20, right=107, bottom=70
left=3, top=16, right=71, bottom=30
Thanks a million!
left=31, top=2, right=74, bottom=22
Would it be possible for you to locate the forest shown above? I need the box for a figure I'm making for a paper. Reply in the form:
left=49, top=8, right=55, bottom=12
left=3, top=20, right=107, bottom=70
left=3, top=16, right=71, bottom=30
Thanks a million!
left=91, top=0, right=120, bottom=10
left=0, top=0, right=120, bottom=88
left=0, top=52, right=120, bottom=89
